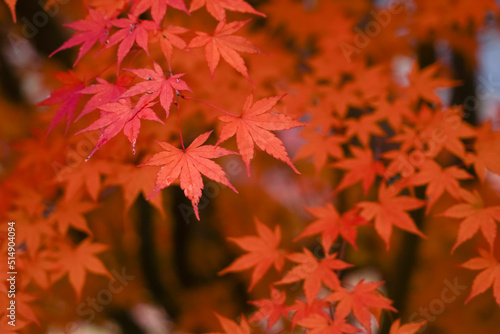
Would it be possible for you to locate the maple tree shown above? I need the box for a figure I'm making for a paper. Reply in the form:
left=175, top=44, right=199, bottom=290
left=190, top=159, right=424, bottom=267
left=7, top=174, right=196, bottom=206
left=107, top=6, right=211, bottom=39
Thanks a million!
left=1, top=0, right=500, bottom=333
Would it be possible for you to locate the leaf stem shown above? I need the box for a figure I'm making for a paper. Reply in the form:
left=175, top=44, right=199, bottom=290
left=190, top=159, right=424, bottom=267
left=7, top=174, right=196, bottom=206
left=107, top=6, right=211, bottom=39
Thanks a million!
left=175, top=94, right=185, bottom=150
left=181, top=95, right=239, bottom=117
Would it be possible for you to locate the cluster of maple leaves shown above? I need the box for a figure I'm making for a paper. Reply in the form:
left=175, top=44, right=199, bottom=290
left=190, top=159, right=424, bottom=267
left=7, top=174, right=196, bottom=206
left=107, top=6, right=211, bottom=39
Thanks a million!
left=1, top=0, right=500, bottom=332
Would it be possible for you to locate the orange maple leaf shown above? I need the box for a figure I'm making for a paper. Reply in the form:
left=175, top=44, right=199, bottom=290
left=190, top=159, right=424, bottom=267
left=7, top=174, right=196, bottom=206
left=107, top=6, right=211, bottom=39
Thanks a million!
left=189, top=0, right=265, bottom=21
left=209, top=314, right=250, bottom=334
left=326, top=280, right=397, bottom=334
left=358, top=184, right=426, bottom=249
left=50, top=239, right=111, bottom=300
left=275, top=249, right=352, bottom=303
left=403, top=63, right=460, bottom=104
left=409, top=159, right=472, bottom=213
left=294, top=128, right=345, bottom=173
left=389, top=319, right=427, bottom=334
left=217, top=94, right=304, bottom=176
left=297, top=314, right=359, bottom=334
left=249, top=287, right=288, bottom=330
left=439, top=189, right=500, bottom=253
left=219, top=218, right=285, bottom=290
left=188, top=20, right=259, bottom=79
left=462, top=249, right=500, bottom=306
left=141, top=131, right=237, bottom=220
left=332, top=146, right=385, bottom=194
left=295, top=205, right=367, bottom=251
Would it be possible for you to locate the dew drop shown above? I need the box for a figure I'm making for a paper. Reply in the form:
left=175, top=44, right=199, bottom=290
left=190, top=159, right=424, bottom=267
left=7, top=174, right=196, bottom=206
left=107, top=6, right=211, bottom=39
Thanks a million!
left=105, top=40, right=109, bottom=44
left=147, top=77, right=153, bottom=81
left=85, top=157, right=90, bottom=162
left=132, top=140, right=136, bottom=154
left=146, top=90, right=154, bottom=94
left=219, top=153, right=223, bottom=157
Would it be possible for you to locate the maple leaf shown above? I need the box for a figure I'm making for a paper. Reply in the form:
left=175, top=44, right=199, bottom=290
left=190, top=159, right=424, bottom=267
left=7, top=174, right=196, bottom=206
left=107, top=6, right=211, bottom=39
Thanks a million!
left=294, top=128, right=345, bottom=173
left=7, top=210, right=54, bottom=255
left=358, top=184, right=426, bottom=249
left=76, top=98, right=163, bottom=159
left=389, top=319, right=427, bottom=334
left=249, top=287, right=288, bottom=330
left=4, top=0, right=17, bottom=22
left=105, top=163, right=165, bottom=216
left=275, top=249, right=352, bottom=303
left=297, top=314, right=359, bottom=334
left=131, top=0, right=189, bottom=25
left=332, top=146, right=385, bottom=195
left=77, top=75, right=133, bottom=121
left=121, top=62, right=191, bottom=117
left=344, top=114, right=385, bottom=147
left=461, top=249, right=500, bottom=306
left=50, top=9, right=111, bottom=66
left=141, top=131, right=237, bottom=220
left=210, top=314, right=250, bottom=334
left=403, top=63, right=460, bottom=104
left=50, top=239, right=111, bottom=300
left=189, top=0, right=265, bottom=21
left=409, top=160, right=472, bottom=213
left=326, top=280, right=397, bottom=334
left=56, top=158, right=114, bottom=202
left=438, top=189, right=500, bottom=253
left=465, top=121, right=500, bottom=182
left=107, top=15, right=158, bottom=69
left=188, top=19, right=259, bottom=79
left=37, top=71, right=86, bottom=133
left=287, top=299, right=330, bottom=330
left=158, top=25, right=189, bottom=72
left=217, top=94, right=304, bottom=176
left=47, top=198, right=96, bottom=235
left=219, top=218, right=285, bottom=290
left=295, top=205, right=367, bottom=251
left=132, top=0, right=189, bottom=25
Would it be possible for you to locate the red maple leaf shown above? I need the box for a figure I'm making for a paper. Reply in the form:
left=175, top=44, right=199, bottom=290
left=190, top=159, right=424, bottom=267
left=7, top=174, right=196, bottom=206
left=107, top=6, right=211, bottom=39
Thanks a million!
left=122, top=62, right=191, bottom=117
left=275, top=249, right=352, bottom=303
left=77, top=74, right=133, bottom=121
left=216, top=94, right=303, bottom=175
left=189, top=0, right=265, bottom=21
left=461, top=249, right=500, bottom=306
left=107, top=15, right=158, bottom=69
left=219, top=218, right=285, bottom=290
left=326, top=280, right=397, bottom=334
left=76, top=98, right=163, bottom=159
left=37, top=71, right=86, bottom=133
left=439, top=189, right=500, bottom=253
left=188, top=19, right=259, bottom=79
left=358, top=184, right=426, bottom=249
left=50, top=9, right=111, bottom=66
left=131, top=0, right=189, bottom=25
left=141, top=131, right=237, bottom=220
left=295, top=205, right=367, bottom=251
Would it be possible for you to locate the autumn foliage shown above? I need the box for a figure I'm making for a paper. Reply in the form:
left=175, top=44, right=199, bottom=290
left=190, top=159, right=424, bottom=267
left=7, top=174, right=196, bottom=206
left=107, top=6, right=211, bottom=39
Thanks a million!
left=1, top=0, right=500, bottom=333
